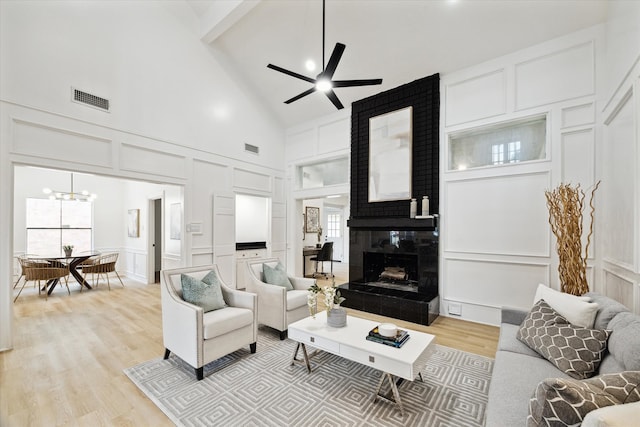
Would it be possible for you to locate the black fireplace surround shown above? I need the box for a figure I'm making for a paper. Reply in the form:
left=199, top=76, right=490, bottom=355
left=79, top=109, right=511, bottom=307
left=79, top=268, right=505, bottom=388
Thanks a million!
left=339, top=74, right=440, bottom=326
left=339, top=218, right=439, bottom=325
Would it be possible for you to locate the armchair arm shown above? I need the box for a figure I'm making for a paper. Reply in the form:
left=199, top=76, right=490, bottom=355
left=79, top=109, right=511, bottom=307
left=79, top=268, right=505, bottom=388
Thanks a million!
left=222, top=286, right=257, bottom=311
left=289, top=276, right=316, bottom=291
left=161, top=280, right=203, bottom=368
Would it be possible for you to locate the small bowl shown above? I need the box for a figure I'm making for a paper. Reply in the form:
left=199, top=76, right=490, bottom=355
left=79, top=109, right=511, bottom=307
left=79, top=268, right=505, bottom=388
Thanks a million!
left=378, top=323, right=397, bottom=338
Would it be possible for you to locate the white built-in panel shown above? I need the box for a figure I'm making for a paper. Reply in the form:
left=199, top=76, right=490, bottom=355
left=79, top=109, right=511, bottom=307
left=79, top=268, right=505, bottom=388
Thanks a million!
left=603, top=269, right=636, bottom=312
left=212, top=193, right=236, bottom=286
left=515, top=42, right=594, bottom=110
left=445, top=172, right=550, bottom=256
left=192, top=159, right=229, bottom=250
left=318, top=118, right=350, bottom=154
left=445, top=258, right=550, bottom=310
left=120, top=144, right=186, bottom=178
left=561, top=128, right=595, bottom=187
left=561, top=103, right=595, bottom=128
left=273, top=177, right=285, bottom=202
left=286, top=128, right=316, bottom=161
left=12, top=119, right=112, bottom=167
left=602, top=93, right=636, bottom=270
left=233, top=168, right=271, bottom=193
left=445, top=70, right=506, bottom=126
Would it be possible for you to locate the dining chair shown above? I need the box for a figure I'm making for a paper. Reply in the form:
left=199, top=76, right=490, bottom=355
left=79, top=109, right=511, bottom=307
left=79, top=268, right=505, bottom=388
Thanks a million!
left=310, top=242, right=334, bottom=278
left=81, top=252, right=125, bottom=290
left=14, top=257, right=70, bottom=302
left=13, top=254, right=42, bottom=289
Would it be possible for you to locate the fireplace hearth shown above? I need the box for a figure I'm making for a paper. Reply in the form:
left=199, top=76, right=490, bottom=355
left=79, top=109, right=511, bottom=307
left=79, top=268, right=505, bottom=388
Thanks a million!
left=339, top=217, right=439, bottom=326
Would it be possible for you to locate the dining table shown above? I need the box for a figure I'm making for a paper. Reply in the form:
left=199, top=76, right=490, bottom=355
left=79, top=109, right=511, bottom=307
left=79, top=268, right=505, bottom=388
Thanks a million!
left=29, top=253, right=99, bottom=294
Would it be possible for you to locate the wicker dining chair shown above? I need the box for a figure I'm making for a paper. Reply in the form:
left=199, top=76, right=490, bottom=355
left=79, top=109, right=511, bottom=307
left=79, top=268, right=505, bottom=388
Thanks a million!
left=14, top=257, right=70, bottom=302
left=13, top=254, right=43, bottom=289
left=81, top=252, right=125, bottom=290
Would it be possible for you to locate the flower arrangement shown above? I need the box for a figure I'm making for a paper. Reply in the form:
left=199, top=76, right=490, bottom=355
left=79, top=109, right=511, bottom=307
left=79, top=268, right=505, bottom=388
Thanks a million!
left=307, top=282, right=345, bottom=318
left=63, top=245, right=74, bottom=251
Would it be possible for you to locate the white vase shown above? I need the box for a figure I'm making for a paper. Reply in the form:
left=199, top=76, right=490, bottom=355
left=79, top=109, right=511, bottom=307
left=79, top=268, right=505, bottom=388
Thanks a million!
left=327, top=305, right=346, bottom=328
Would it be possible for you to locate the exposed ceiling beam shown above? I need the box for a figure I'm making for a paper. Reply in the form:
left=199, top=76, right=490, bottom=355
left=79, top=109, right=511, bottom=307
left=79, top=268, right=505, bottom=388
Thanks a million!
left=199, top=0, right=261, bottom=44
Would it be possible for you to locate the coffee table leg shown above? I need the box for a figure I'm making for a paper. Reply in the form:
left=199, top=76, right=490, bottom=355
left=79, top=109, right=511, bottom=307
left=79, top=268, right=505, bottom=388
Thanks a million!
left=373, top=372, right=405, bottom=416
left=291, top=343, right=312, bottom=373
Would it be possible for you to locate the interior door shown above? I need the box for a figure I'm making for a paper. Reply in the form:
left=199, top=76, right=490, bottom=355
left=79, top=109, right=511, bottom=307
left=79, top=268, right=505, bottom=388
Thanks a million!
left=324, top=206, right=344, bottom=262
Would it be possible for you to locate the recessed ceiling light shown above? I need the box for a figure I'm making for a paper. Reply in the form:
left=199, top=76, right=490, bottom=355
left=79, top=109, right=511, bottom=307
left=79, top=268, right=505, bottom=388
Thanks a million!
left=326, top=195, right=341, bottom=199
left=305, top=59, right=316, bottom=71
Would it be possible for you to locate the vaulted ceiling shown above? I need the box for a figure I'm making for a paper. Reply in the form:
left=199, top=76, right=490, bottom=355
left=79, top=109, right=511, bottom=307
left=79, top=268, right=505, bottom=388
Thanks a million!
left=186, top=0, right=608, bottom=128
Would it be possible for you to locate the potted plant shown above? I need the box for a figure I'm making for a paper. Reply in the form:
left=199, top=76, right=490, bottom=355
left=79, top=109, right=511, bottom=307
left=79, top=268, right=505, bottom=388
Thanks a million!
left=63, top=245, right=74, bottom=257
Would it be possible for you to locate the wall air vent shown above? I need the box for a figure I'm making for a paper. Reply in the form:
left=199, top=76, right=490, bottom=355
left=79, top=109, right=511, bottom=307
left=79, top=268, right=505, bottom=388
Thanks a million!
left=244, top=143, right=259, bottom=155
left=71, top=87, right=110, bottom=112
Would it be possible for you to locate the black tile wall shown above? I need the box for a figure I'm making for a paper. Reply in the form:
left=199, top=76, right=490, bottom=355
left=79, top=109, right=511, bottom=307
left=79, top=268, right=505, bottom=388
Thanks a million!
left=350, top=74, right=440, bottom=219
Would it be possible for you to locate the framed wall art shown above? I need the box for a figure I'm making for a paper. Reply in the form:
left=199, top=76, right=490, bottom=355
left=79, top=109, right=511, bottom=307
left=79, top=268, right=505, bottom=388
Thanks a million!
left=127, top=209, right=140, bottom=238
left=305, top=206, right=320, bottom=233
left=170, top=203, right=181, bottom=240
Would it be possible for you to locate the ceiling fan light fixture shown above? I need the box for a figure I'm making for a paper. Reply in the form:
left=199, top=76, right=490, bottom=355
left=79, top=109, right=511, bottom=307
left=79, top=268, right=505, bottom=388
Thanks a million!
left=316, top=79, right=332, bottom=92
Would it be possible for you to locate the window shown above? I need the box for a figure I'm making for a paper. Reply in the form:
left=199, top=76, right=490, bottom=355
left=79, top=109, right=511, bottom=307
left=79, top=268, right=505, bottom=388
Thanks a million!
left=297, top=157, right=349, bottom=190
left=26, top=198, right=93, bottom=254
left=448, top=115, right=546, bottom=170
left=491, top=140, right=521, bottom=165
left=327, top=213, right=341, bottom=238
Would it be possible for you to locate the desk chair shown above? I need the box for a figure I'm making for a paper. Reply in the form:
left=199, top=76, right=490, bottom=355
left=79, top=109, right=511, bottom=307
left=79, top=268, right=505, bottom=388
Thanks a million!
left=311, top=242, right=334, bottom=278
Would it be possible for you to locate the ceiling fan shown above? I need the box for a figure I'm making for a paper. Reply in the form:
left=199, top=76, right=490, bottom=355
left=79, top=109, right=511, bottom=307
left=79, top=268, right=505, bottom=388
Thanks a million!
left=267, top=0, right=382, bottom=110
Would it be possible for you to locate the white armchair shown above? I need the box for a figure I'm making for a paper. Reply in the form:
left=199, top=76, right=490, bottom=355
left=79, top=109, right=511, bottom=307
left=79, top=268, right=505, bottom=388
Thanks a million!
left=161, top=265, right=257, bottom=380
left=246, top=258, right=315, bottom=340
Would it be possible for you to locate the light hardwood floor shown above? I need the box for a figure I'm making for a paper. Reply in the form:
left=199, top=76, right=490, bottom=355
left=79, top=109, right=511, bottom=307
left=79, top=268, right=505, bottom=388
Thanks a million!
left=2, top=271, right=498, bottom=426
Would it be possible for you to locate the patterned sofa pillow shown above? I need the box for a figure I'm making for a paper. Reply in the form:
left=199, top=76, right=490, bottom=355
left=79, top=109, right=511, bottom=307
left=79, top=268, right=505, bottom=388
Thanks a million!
left=517, top=299, right=610, bottom=379
left=528, top=371, right=640, bottom=426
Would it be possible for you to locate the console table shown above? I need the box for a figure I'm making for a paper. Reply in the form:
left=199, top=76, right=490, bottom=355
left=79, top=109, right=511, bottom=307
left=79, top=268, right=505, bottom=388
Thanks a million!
left=288, top=312, right=436, bottom=415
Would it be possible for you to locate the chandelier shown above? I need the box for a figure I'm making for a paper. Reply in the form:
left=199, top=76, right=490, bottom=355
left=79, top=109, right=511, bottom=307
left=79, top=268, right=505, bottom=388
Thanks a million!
left=43, top=173, right=97, bottom=202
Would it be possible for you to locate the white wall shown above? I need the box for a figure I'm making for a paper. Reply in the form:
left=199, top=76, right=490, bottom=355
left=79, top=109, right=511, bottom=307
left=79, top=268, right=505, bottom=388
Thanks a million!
left=0, top=1, right=286, bottom=352
left=441, top=26, right=604, bottom=324
left=596, top=1, right=640, bottom=315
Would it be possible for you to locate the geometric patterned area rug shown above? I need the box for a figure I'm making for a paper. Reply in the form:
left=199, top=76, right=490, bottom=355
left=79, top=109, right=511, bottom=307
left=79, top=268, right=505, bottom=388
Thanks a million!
left=124, top=326, right=494, bottom=427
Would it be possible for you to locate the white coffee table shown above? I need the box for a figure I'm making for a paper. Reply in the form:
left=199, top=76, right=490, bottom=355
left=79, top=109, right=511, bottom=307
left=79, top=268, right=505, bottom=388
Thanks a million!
left=288, top=311, right=436, bottom=415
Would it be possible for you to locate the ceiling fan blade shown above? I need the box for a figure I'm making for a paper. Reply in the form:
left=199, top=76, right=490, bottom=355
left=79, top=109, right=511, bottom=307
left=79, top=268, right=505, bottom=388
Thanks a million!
left=325, top=89, right=344, bottom=110
left=332, top=79, right=383, bottom=88
left=267, top=64, right=316, bottom=84
left=284, top=87, right=317, bottom=104
left=321, top=43, right=345, bottom=79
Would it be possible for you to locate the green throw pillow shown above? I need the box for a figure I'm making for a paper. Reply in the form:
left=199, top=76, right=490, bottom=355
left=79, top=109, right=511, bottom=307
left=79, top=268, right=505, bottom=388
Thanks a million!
left=263, top=262, right=293, bottom=291
left=181, top=271, right=227, bottom=312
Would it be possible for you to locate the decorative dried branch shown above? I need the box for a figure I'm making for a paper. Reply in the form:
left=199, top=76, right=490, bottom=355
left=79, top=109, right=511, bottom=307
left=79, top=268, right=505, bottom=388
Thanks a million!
left=545, top=181, right=600, bottom=295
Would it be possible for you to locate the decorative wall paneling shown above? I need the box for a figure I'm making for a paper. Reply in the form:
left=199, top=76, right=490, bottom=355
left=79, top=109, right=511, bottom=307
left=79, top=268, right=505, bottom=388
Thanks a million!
left=233, top=168, right=272, bottom=193
left=602, top=268, right=637, bottom=314
left=561, top=103, right=595, bottom=128
left=602, top=90, right=636, bottom=271
left=443, top=257, right=551, bottom=324
left=441, top=27, right=602, bottom=325
left=119, top=144, right=186, bottom=178
left=444, top=69, right=507, bottom=127
left=515, top=41, right=595, bottom=110
left=444, top=172, right=551, bottom=257
left=11, top=118, right=113, bottom=168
